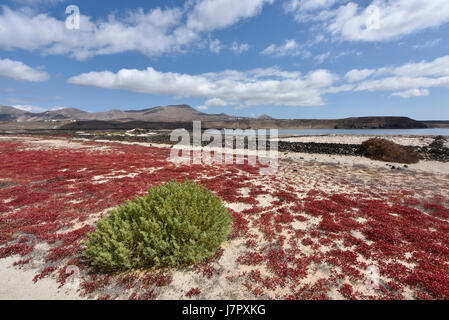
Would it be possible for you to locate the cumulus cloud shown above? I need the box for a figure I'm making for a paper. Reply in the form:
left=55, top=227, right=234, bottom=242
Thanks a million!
left=285, top=0, right=449, bottom=43
left=67, top=54, right=449, bottom=105
left=390, top=55, right=449, bottom=78
left=261, top=39, right=302, bottom=56
left=68, top=66, right=337, bottom=107
left=205, top=98, right=228, bottom=107
left=392, top=89, right=430, bottom=99
left=329, top=0, right=449, bottom=42
left=344, top=69, right=376, bottom=82
left=0, top=0, right=274, bottom=59
left=0, top=58, right=50, bottom=82
left=186, top=0, right=274, bottom=32
left=353, top=55, right=449, bottom=98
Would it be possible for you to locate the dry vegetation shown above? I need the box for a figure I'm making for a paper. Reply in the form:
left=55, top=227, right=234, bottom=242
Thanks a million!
left=361, top=138, right=420, bottom=164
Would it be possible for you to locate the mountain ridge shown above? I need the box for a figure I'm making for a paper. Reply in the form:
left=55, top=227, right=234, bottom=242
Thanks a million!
left=0, top=105, right=440, bottom=129
left=0, top=104, right=237, bottom=122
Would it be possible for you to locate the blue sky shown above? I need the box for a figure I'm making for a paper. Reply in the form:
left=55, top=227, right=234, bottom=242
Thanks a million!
left=0, top=0, right=449, bottom=120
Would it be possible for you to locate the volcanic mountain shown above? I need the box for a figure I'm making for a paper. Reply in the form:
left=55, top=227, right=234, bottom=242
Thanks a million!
left=0, top=105, right=235, bottom=122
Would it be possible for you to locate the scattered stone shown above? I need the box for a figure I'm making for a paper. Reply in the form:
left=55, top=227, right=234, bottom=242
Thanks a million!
left=416, top=136, right=449, bottom=162
left=278, top=141, right=364, bottom=157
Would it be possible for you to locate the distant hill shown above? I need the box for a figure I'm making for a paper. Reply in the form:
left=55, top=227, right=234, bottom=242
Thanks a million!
left=333, top=117, right=427, bottom=129
left=0, top=106, right=28, bottom=121
left=0, top=104, right=236, bottom=122
left=0, top=105, right=434, bottom=130
left=203, top=117, right=428, bottom=130
left=257, top=114, right=274, bottom=120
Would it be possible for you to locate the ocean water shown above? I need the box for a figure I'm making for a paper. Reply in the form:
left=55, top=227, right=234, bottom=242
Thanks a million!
left=277, top=128, right=449, bottom=136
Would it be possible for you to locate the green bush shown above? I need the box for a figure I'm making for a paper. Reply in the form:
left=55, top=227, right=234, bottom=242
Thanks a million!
left=83, top=180, right=232, bottom=272
left=361, top=138, right=420, bottom=164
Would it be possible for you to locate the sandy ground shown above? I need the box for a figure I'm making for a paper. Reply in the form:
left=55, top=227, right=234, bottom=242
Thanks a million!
left=279, top=134, right=447, bottom=148
left=84, top=136, right=449, bottom=175
left=0, top=257, right=83, bottom=300
left=1, top=134, right=448, bottom=300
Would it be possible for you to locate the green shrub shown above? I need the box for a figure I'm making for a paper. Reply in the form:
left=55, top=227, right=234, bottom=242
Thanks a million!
left=361, top=138, right=420, bottom=164
left=83, top=180, right=232, bottom=272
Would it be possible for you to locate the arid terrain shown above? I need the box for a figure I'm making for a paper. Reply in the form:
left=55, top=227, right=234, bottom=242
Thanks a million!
left=1, top=134, right=449, bottom=300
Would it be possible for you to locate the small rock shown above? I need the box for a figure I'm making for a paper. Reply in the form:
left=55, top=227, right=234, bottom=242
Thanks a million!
left=391, top=166, right=396, bottom=170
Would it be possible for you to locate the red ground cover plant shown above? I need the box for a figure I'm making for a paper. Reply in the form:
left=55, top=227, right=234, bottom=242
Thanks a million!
left=1, top=137, right=449, bottom=300
left=186, top=288, right=201, bottom=298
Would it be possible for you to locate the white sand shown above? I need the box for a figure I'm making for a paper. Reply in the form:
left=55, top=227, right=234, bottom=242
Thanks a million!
left=280, top=134, right=436, bottom=147
left=0, top=257, right=83, bottom=300
left=280, top=151, right=449, bottom=175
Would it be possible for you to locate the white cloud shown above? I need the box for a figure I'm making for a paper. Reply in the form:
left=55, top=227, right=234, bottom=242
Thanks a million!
left=12, top=0, right=65, bottom=4
left=0, top=58, right=50, bottom=82
left=285, top=0, right=342, bottom=13
left=13, top=104, right=48, bottom=113
left=261, top=39, right=302, bottom=56
left=208, top=39, right=222, bottom=53
left=328, top=0, right=449, bottom=42
left=205, top=98, right=228, bottom=107
left=285, top=1, right=449, bottom=43
left=314, top=51, right=330, bottom=64
left=284, top=0, right=347, bottom=22
left=67, top=54, right=449, bottom=107
left=186, top=0, right=274, bottom=32
left=0, top=1, right=273, bottom=59
left=353, top=55, right=449, bottom=97
left=391, top=55, right=449, bottom=78
left=392, top=89, right=430, bottom=98
left=68, top=66, right=338, bottom=107
left=413, top=38, right=441, bottom=49
left=344, top=69, right=376, bottom=82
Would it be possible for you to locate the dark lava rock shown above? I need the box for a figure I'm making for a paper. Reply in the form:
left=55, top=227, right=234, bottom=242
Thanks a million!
left=278, top=141, right=364, bottom=157
left=416, top=136, right=449, bottom=162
